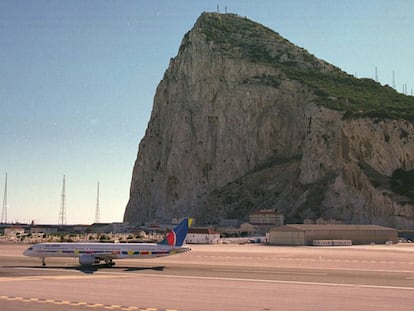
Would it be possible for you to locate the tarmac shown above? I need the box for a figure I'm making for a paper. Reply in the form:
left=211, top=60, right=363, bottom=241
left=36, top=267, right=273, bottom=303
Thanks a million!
left=1, top=243, right=414, bottom=311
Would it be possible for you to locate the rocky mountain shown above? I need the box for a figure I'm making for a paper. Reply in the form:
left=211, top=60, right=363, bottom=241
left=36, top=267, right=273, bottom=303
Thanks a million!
left=124, top=13, right=414, bottom=228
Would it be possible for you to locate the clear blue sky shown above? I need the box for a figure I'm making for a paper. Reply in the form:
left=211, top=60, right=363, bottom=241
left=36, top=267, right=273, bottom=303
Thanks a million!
left=1, top=0, right=412, bottom=224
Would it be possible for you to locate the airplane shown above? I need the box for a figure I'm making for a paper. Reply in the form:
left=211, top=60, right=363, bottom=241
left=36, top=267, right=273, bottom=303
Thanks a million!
left=23, top=218, right=191, bottom=267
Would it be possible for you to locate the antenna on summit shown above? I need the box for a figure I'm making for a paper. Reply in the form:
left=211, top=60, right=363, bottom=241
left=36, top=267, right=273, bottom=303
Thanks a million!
left=402, top=83, right=407, bottom=95
left=375, top=66, right=378, bottom=82
left=58, top=175, right=66, bottom=225
left=392, top=70, right=396, bottom=89
left=1, top=173, right=7, bottom=224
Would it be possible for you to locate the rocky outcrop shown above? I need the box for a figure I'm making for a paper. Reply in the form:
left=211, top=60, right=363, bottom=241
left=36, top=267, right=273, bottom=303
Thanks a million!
left=124, top=13, right=414, bottom=228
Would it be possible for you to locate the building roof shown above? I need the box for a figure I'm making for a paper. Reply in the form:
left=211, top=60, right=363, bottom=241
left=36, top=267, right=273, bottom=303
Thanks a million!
left=270, top=224, right=396, bottom=232
left=188, top=227, right=218, bottom=234
left=251, top=211, right=279, bottom=215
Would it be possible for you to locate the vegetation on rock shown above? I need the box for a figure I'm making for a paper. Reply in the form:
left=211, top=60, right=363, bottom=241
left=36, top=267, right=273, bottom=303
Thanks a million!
left=391, top=169, right=414, bottom=203
left=198, top=13, right=414, bottom=122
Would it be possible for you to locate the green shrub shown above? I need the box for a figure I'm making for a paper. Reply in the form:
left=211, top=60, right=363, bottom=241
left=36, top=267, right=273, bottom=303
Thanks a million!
left=391, top=169, right=414, bottom=203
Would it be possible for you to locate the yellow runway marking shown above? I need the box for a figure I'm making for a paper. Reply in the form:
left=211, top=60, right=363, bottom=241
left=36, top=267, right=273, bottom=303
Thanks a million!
left=0, top=295, right=178, bottom=311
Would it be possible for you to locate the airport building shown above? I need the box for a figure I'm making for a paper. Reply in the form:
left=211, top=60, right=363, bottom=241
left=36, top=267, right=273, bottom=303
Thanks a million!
left=186, top=227, right=220, bottom=244
left=269, top=224, right=398, bottom=246
left=249, top=209, right=284, bottom=226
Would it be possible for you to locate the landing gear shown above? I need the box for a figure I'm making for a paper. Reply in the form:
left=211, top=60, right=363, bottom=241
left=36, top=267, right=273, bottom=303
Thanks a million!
left=104, top=258, right=115, bottom=267
left=41, top=258, right=46, bottom=266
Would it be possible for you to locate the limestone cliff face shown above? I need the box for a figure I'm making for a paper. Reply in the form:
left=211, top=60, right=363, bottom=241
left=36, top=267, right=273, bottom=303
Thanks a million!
left=124, top=13, right=414, bottom=228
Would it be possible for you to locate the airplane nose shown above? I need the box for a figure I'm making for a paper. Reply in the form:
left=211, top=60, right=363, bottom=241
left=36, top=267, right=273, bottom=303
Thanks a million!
left=23, top=247, right=33, bottom=256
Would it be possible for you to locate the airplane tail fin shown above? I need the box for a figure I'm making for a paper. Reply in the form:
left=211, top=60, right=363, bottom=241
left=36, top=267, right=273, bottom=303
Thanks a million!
left=159, top=218, right=192, bottom=247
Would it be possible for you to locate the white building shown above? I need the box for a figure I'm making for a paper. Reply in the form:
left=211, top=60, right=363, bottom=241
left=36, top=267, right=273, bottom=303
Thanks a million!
left=249, top=209, right=284, bottom=226
left=186, top=227, right=220, bottom=244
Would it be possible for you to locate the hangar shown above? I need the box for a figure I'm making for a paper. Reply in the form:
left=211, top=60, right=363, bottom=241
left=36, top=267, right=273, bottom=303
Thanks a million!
left=269, top=224, right=398, bottom=246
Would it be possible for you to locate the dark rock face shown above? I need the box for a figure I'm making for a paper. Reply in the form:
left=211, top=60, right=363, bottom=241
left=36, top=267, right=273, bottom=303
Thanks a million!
left=124, top=13, right=414, bottom=228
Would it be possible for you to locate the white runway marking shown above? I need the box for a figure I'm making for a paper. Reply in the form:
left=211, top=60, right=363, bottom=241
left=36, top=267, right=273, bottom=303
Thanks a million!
left=213, top=268, right=327, bottom=276
left=107, top=272, right=414, bottom=291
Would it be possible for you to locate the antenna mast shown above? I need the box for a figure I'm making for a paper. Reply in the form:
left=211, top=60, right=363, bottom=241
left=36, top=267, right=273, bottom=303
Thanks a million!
left=58, top=175, right=66, bottom=225
left=1, top=173, right=7, bottom=223
left=94, top=182, right=100, bottom=223
left=392, top=70, right=396, bottom=89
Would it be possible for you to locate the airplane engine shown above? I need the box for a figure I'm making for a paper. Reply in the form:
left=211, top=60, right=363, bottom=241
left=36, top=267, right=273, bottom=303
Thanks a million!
left=79, top=254, right=97, bottom=266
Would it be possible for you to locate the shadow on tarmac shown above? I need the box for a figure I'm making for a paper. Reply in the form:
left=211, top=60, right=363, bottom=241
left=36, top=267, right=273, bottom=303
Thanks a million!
left=73, top=265, right=166, bottom=274
left=9, top=265, right=165, bottom=274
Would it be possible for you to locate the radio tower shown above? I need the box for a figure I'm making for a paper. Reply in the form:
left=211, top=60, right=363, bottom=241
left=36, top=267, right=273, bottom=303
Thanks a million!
left=1, top=173, right=7, bottom=224
left=58, top=175, right=66, bottom=225
left=94, top=182, right=100, bottom=223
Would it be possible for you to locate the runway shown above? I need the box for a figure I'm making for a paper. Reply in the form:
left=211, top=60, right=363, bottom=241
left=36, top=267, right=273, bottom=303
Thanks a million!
left=1, top=243, right=414, bottom=310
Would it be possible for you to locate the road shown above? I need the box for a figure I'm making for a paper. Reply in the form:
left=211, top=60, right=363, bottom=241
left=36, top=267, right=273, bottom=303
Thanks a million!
left=1, top=243, right=414, bottom=310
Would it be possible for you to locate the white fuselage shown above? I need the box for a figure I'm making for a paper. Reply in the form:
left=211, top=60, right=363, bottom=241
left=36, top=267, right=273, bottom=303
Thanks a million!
left=24, top=242, right=190, bottom=260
